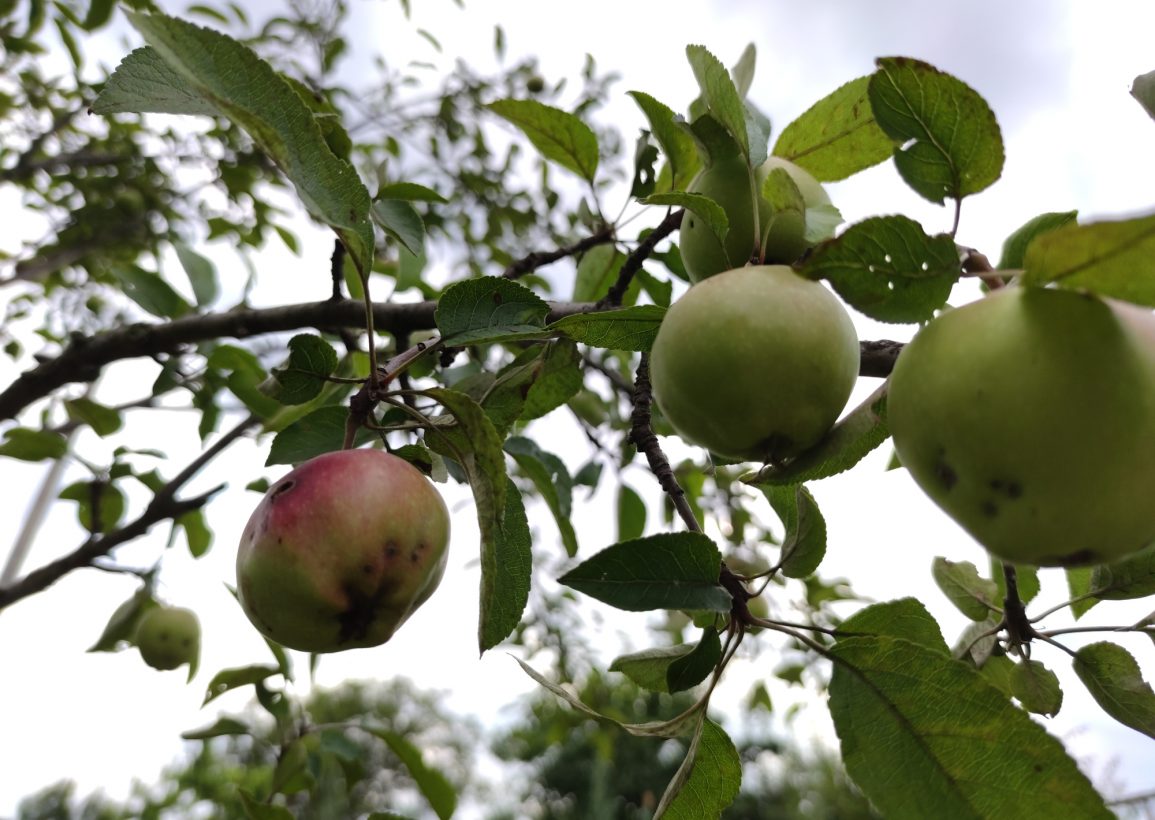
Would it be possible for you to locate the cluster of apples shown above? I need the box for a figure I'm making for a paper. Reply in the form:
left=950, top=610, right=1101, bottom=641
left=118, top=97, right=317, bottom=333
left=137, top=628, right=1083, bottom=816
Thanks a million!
left=651, top=155, right=859, bottom=463
left=653, top=151, right=1155, bottom=570
left=220, top=153, right=1155, bottom=662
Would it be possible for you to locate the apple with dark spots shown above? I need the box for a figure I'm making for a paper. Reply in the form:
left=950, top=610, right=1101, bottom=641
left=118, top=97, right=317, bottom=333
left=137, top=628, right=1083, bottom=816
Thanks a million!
left=136, top=606, right=200, bottom=671
left=649, top=265, right=860, bottom=461
left=888, top=285, right=1155, bottom=567
left=679, top=155, right=832, bottom=283
left=237, top=449, right=450, bottom=652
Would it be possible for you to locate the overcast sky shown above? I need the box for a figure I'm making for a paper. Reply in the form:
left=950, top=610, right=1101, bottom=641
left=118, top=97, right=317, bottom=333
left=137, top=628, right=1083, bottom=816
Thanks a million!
left=3, top=1, right=1155, bottom=816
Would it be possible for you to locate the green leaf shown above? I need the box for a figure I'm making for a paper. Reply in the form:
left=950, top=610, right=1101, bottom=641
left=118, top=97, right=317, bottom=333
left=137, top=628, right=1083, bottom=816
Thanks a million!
left=82, top=0, right=117, bottom=30
left=617, top=483, right=647, bottom=542
left=520, top=338, right=583, bottom=420
left=435, top=276, right=551, bottom=345
left=264, top=334, right=340, bottom=406
left=773, top=75, right=893, bottom=182
left=178, top=508, right=213, bottom=558
left=829, top=635, right=1112, bottom=820
left=375, top=181, right=447, bottom=203
left=88, top=588, right=157, bottom=653
left=745, top=384, right=889, bottom=486
left=238, top=792, right=295, bottom=820
left=685, top=45, right=750, bottom=160
left=1010, top=659, right=1063, bottom=717
left=839, top=598, right=950, bottom=655
left=478, top=476, right=532, bottom=652
left=991, top=558, right=1040, bottom=605
left=91, top=46, right=220, bottom=115
left=64, top=397, right=123, bottom=437
left=642, top=192, right=728, bottom=250
left=108, top=11, right=374, bottom=273
left=610, top=642, right=698, bottom=693
left=628, top=91, right=701, bottom=192
left=760, top=484, right=826, bottom=578
left=203, top=664, right=280, bottom=706
left=1089, top=542, right=1155, bottom=600
left=800, top=215, right=959, bottom=323
left=932, top=558, right=1000, bottom=621
left=1074, top=642, right=1155, bottom=739
left=112, top=264, right=192, bottom=319
left=572, top=244, right=624, bottom=303
left=0, top=428, right=68, bottom=461
left=1021, top=213, right=1155, bottom=305
left=180, top=717, right=251, bottom=740
left=372, top=199, right=425, bottom=257
left=266, top=406, right=376, bottom=466
left=998, top=211, right=1078, bottom=270
left=1131, top=70, right=1155, bottom=122
left=1066, top=566, right=1099, bottom=620
left=59, top=480, right=126, bottom=534
left=558, top=532, right=731, bottom=612
left=666, top=626, right=722, bottom=693
left=487, top=98, right=599, bottom=182
left=513, top=657, right=703, bottom=739
left=655, top=717, right=742, bottom=820
left=371, top=730, right=457, bottom=819
left=868, top=57, right=1004, bottom=204
left=548, top=304, right=667, bottom=352
left=173, top=242, right=219, bottom=306
left=505, top=436, right=577, bottom=557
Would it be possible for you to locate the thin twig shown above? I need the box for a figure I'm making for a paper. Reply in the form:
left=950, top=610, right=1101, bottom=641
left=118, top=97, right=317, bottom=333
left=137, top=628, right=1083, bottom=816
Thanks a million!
left=0, top=414, right=260, bottom=611
left=501, top=226, right=615, bottom=280
left=596, top=209, right=682, bottom=309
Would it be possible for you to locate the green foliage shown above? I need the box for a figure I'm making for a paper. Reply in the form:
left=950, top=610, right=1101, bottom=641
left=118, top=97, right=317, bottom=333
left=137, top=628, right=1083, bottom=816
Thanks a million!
left=4, top=3, right=1155, bottom=817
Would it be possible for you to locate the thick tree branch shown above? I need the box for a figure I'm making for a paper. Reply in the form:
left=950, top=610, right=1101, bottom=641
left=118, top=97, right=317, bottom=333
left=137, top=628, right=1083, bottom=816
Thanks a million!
left=628, top=353, right=701, bottom=534
left=0, top=414, right=260, bottom=611
left=0, top=299, right=600, bottom=422
left=860, top=339, right=904, bottom=378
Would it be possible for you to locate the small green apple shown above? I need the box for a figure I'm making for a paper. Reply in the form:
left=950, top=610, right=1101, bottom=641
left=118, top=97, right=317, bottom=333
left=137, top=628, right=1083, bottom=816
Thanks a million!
left=650, top=265, right=860, bottom=461
left=679, top=155, right=832, bottom=283
left=237, top=449, right=450, bottom=653
left=888, top=286, right=1155, bottom=567
left=136, top=606, right=200, bottom=671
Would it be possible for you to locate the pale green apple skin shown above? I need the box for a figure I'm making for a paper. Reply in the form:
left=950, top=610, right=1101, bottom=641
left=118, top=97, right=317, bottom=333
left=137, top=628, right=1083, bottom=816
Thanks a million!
left=888, top=286, right=1155, bottom=567
left=680, top=156, right=830, bottom=283
left=136, top=607, right=200, bottom=671
left=237, top=449, right=450, bottom=653
left=650, top=265, right=860, bottom=461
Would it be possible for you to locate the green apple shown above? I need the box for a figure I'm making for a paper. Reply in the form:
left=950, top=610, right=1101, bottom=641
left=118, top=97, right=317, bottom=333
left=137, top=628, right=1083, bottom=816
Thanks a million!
left=237, top=449, right=450, bottom=652
left=136, top=606, right=200, bottom=671
left=679, top=156, right=832, bottom=283
left=888, top=286, right=1155, bottom=567
left=650, top=265, right=860, bottom=461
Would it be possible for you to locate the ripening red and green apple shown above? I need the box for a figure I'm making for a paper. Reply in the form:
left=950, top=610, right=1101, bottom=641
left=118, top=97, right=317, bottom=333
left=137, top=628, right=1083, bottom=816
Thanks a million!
left=680, top=155, right=833, bottom=283
left=650, top=265, right=860, bottom=461
left=888, top=285, right=1155, bottom=567
left=236, top=449, right=450, bottom=653
left=135, top=606, right=200, bottom=671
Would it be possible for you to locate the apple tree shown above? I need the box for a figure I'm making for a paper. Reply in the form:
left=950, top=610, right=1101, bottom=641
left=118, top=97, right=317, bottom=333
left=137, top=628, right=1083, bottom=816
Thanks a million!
left=3, top=1, right=1155, bottom=818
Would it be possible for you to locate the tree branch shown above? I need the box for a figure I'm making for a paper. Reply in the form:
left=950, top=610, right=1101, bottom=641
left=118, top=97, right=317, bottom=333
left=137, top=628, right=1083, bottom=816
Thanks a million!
left=628, top=353, right=700, bottom=534
left=501, top=226, right=615, bottom=280
left=0, top=299, right=599, bottom=422
left=597, top=209, right=682, bottom=309
left=0, top=414, right=260, bottom=611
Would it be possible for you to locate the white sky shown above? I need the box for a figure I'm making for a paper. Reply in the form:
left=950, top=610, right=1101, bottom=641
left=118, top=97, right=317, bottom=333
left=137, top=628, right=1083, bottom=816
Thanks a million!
left=3, top=0, right=1155, bottom=816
